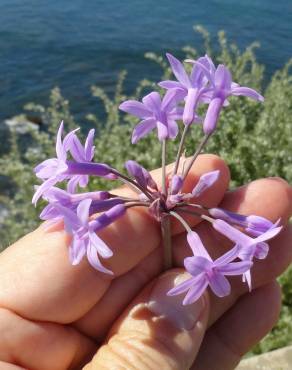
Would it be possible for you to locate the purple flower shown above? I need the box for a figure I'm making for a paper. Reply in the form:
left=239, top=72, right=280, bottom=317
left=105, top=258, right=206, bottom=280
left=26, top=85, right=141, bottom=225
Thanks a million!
left=212, top=219, right=282, bottom=289
left=32, top=122, right=113, bottom=205
left=125, top=160, right=157, bottom=190
left=213, top=219, right=282, bottom=261
left=119, top=89, right=184, bottom=143
left=166, top=170, right=220, bottom=206
left=209, top=208, right=281, bottom=237
left=186, top=60, right=264, bottom=134
left=66, top=129, right=95, bottom=193
left=39, top=187, right=113, bottom=221
left=55, top=198, right=114, bottom=274
left=160, top=53, right=215, bottom=125
left=170, top=175, right=184, bottom=195
left=167, top=231, right=252, bottom=305
left=192, top=170, right=220, bottom=197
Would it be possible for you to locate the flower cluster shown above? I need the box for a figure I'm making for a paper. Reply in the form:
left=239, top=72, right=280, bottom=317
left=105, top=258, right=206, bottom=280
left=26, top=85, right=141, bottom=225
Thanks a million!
left=33, top=53, right=281, bottom=305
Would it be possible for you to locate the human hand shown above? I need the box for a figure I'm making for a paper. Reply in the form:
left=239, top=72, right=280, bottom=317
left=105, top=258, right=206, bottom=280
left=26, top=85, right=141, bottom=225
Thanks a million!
left=0, top=155, right=291, bottom=370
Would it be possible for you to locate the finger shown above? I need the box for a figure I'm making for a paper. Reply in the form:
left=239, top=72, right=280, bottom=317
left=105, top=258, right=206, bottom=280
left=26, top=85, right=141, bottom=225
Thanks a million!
left=192, top=281, right=281, bottom=370
left=74, top=248, right=163, bottom=340
left=0, top=363, right=26, bottom=370
left=74, top=177, right=292, bottom=339
left=172, top=177, right=292, bottom=325
left=0, top=155, right=228, bottom=324
left=84, top=270, right=209, bottom=370
left=0, top=307, right=96, bottom=370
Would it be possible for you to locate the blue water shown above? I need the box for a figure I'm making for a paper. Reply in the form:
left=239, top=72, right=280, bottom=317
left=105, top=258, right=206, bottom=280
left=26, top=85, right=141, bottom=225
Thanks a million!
left=0, top=0, right=291, bottom=121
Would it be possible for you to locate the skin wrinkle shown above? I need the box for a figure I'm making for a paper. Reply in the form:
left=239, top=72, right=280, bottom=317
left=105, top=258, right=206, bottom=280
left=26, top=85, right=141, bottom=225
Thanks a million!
left=110, top=334, right=177, bottom=370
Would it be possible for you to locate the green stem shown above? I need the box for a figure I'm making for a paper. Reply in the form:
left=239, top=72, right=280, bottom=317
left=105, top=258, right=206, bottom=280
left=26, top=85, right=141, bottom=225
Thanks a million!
left=161, top=139, right=167, bottom=195
left=169, top=210, right=192, bottom=233
left=172, top=125, right=190, bottom=176
left=182, top=133, right=211, bottom=180
left=111, top=169, right=154, bottom=201
left=161, top=216, right=172, bottom=271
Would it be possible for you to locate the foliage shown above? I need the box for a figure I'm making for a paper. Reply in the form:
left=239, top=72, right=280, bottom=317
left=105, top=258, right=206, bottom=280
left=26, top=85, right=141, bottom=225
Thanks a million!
left=0, top=27, right=291, bottom=354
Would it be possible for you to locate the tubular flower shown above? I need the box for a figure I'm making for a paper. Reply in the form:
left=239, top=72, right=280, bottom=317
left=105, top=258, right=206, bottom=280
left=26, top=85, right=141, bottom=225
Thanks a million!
left=119, top=89, right=184, bottom=143
left=160, top=53, right=215, bottom=125
left=32, top=122, right=114, bottom=205
left=167, top=231, right=252, bottom=304
left=186, top=60, right=264, bottom=134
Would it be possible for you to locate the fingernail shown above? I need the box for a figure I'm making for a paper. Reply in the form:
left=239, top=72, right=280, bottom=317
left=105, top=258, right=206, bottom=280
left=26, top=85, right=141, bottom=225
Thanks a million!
left=148, top=272, right=206, bottom=331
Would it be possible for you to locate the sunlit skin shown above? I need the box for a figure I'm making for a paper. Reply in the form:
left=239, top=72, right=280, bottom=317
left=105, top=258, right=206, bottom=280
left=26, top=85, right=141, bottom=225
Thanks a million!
left=0, top=155, right=291, bottom=369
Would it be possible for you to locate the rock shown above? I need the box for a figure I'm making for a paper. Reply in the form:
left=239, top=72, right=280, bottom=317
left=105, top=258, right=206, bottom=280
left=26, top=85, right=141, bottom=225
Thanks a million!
left=2, top=114, right=39, bottom=135
left=236, top=345, right=292, bottom=370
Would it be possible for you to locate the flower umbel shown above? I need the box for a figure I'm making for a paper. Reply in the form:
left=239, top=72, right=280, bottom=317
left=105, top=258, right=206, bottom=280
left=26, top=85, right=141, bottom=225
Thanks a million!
left=32, top=52, right=278, bottom=307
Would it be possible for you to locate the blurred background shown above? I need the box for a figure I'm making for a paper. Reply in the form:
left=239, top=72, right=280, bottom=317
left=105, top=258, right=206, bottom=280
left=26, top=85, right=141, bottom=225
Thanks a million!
left=0, top=0, right=291, bottom=358
left=0, top=0, right=291, bottom=120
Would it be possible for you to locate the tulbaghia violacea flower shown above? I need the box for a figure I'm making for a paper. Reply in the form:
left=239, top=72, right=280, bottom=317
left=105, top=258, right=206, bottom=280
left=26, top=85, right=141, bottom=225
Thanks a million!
left=167, top=231, right=252, bottom=304
left=32, top=122, right=114, bottom=205
left=66, top=128, right=95, bottom=193
left=119, top=90, right=184, bottom=143
left=160, top=53, right=214, bottom=125
left=39, top=187, right=120, bottom=222
left=53, top=198, right=113, bottom=274
left=209, top=207, right=281, bottom=237
left=186, top=61, right=264, bottom=134
left=212, top=219, right=282, bottom=289
left=125, top=160, right=158, bottom=190
left=167, top=170, right=220, bottom=206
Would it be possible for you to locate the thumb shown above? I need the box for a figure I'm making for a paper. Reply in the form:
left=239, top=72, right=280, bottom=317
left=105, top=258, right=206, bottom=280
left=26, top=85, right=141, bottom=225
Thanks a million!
left=85, top=270, right=209, bottom=370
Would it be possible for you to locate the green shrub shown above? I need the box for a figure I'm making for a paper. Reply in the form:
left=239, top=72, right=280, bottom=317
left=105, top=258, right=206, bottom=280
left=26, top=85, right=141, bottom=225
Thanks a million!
left=0, top=27, right=291, bottom=354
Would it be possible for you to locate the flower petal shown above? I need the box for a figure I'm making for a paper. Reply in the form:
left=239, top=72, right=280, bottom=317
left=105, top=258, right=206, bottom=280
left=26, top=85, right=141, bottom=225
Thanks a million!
left=119, top=100, right=152, bottom=118
left=85, top=129, right=95, bottom=160
left=184, top=256, right=213, bottom=276
left=192, top=170, right=220, bottom=197
left=32, top=177, right=58, bottom=205
left=55, top=121, right=67, bottom=160
left=170, top=175, right=183, bottom=195
left=167, top=119, right=179, bottom=139
left=254, top=226, right=282, bottom=244
left=34, top=158, right=59, bottom=179
left=214, top=245, right=240, bottom=266
left=215, top=64, right=232, bottom=91
left=89, top=231, right=113, bottom=259
left=182, top=276, right=209, bottom=305
left=86, top=243, right=113, bottom=275
left=158, top=80, right=185, bottom=90
left=69, top=237, right=86, bottom=265
left=213, top=219, right=251, bottom=246
left=67, top=176, right=81, bottom=194
left=217, top=260, right=252, bottom=275
left=161, top=88, right=185, bottom=112
left=166, top=53, right=191, bottom=87
left=142, top=92, right=161, bottom=115
left=231, top=86, right=264, bottom=102
left=167, top=275, right=197, bottom=296
left=69, top=135, right=86, bottom=162
left=254, top=242, right=269, bottom=259
left=77, top=199, right=92, bottom=226
left=208, top=271, right=231, bottom=297
left=131, top=118, right=156, bottom=144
